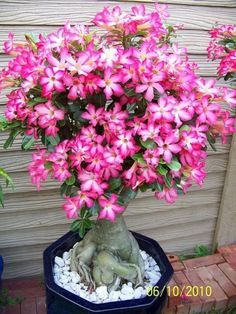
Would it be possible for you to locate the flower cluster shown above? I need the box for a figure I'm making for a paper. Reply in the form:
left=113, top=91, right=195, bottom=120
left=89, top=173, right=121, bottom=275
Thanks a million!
left=0, top=4, right=235, bottom=225
left=207, top=24, right=236, bottom=79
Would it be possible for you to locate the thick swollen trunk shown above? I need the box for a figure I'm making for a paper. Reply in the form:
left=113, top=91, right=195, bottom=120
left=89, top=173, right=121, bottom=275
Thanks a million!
left=70, top=202, right=145, bottom=291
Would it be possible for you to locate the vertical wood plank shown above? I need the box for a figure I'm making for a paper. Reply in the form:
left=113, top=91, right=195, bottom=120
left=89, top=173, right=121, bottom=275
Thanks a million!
left=213, top=134, right=236, bottom=246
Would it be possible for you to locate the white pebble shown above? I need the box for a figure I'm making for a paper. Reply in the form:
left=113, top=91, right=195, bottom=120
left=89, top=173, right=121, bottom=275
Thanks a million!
left=109, top=291, right=121, bottom=302
left=55, top=256, right=64, bottom=267
left=121, top=284, right=134, bottom=296
left=96, top=286, right=109, bottom=301
left=146, top=271, right=161, bottom=285
left=70, top=271, right=81, bottom=284
left=120, top=293, right=133, bottom=301
left=63, top=284, right=74, bottom=293
left=89, top=292, right=97, bottom=302
left=79, top=290, right=88, bottom=299
left=63, top=251, right=70, bottom=261
left=59, top=274, right=70, bottom=285
left=133, top=286, right=144, bottom=299
left=154, top=265, right=161, bottom=272
left=148, top=257, right=157, bottom=267
left=140, top=250, right=148, bottom=261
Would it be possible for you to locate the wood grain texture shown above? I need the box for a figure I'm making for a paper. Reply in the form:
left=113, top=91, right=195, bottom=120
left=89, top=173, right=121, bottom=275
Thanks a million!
left=213, top=134, right=236, bottom=246
left=0, top=1, right=235, bottom=30
left=121, top=0, right=236, bottom=7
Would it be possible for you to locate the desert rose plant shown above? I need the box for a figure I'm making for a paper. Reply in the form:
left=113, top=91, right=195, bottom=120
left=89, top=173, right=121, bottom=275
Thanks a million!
left=208, top=24, right=236, bottom=85
left=0, top=4, right=236, bottom=290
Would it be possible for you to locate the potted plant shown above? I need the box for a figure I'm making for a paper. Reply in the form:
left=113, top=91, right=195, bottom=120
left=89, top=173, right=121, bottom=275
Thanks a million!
left=0, top=3, right=235, bottom=314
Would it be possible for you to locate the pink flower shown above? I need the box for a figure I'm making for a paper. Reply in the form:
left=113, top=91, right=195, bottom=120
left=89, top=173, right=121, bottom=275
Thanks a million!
left=136, top=71, right=164, bottom=102
left=52, top=162, right=71, bottom=182
left=35, top=101, right=64, bottom=136
left=143, top=149, right=159, bottom=166
left=156, top=133, right=181, bottom=163
left=196, top=96, right=220, bottom=125
left=113, top=131, right=139, bottom=158
left=155, top=187, right=178, bottom=203
left=66, top=52, right=93, bottom=75
left=97, top=68, right=123, bottom=99
left=28, top=149, right=49, bottom=191
left=63, top=196, right=79, bottom=219
left=197, top=78, right=218, bottom=97
left=40, top=67, right=65, bottom=97
left=78, top=170, right=108, bottom=195
left=149, top=97, right=174, bottom=122
left=81, top=104, right=105, bottom=126
left=98, top=194, right=125, bottom=221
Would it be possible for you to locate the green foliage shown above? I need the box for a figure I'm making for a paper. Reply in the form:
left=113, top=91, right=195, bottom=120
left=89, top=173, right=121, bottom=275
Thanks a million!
left=0, top=168, right=14, bottom=207
left=65, top=174, right=76, bottom=186
left=167, top=156, right=181, bottom=171
left=132, top=153, right=146, bottom=165
left=21, top=135, right=36, bottom=150
left=0, top=288, right=24, bottom=311
left=179, top=244, right=210, bottom=261
left=108, top=177, right=122, bottom=192
left=194, top=244, right=210, bottom=258
left=207, top=132, right=217, bottom=152
left=140, top=139, right=157, bottom=149
left=70, top=207, right=95, bottom=237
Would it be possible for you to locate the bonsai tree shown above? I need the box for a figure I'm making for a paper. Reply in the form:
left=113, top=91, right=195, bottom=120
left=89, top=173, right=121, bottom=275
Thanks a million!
left=0, top=4, right=235, bottom=291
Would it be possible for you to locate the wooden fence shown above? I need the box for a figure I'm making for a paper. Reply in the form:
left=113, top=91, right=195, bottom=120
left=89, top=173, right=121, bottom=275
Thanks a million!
left=0, top=0, right=235, bottom=279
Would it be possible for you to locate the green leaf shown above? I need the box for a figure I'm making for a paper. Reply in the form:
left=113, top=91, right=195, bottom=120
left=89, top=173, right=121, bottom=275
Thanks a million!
left=127, top=103, right=137, bottom=113
left=21, top=135, right=36, bottom=150
left=180, top=125, right=190, bottom=132
left=0, top=185, right=4, bottom=207
left=123, top=187, right=138, bottom=203
left=164, top=174, right=172, bottom=188
left=152, top=182, right=163, bottom=192
left=70, top=210, right=94, bottom=238
left=206, top=132, right=217, bottom=152
left=108, top=177, right=122, bottom=191
left=47, top=134, right=60, bottom=146
left=167, top=158, right=181, bottom=171
left=0, top=168, right=14, bottom=188
left=139, top=183, right=149, bottom=192
left=194, top=245, right=210, bottom=257
left=89, top=200, right=100, bottom=216
left=60, top=182, right=72, bottom=197
left=65, top=174, right=76, bottom=186
left=140, top=139, right=157, bottom=149
left=131, top=153, right=146, bottom=165
left=4, top=129, right=21, bottom=149
left=25, top=33, right=38, bottom=52
left=157, top=164, right=168, bottom=176
left=44, top=161, right=52, bottom=170
left=28, top=97, right=48, bottom=107
left=124, top=88, right=137, bottom=97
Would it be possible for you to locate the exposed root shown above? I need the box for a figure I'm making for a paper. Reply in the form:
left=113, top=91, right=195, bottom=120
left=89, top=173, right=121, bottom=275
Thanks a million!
left=70, top=215, right=145, bottom=291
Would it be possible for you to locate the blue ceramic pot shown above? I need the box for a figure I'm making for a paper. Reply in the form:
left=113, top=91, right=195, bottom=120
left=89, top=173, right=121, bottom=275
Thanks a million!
left=0, top=256, right=3, bottom=290
left=44, top=231, right=173, bottom=314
